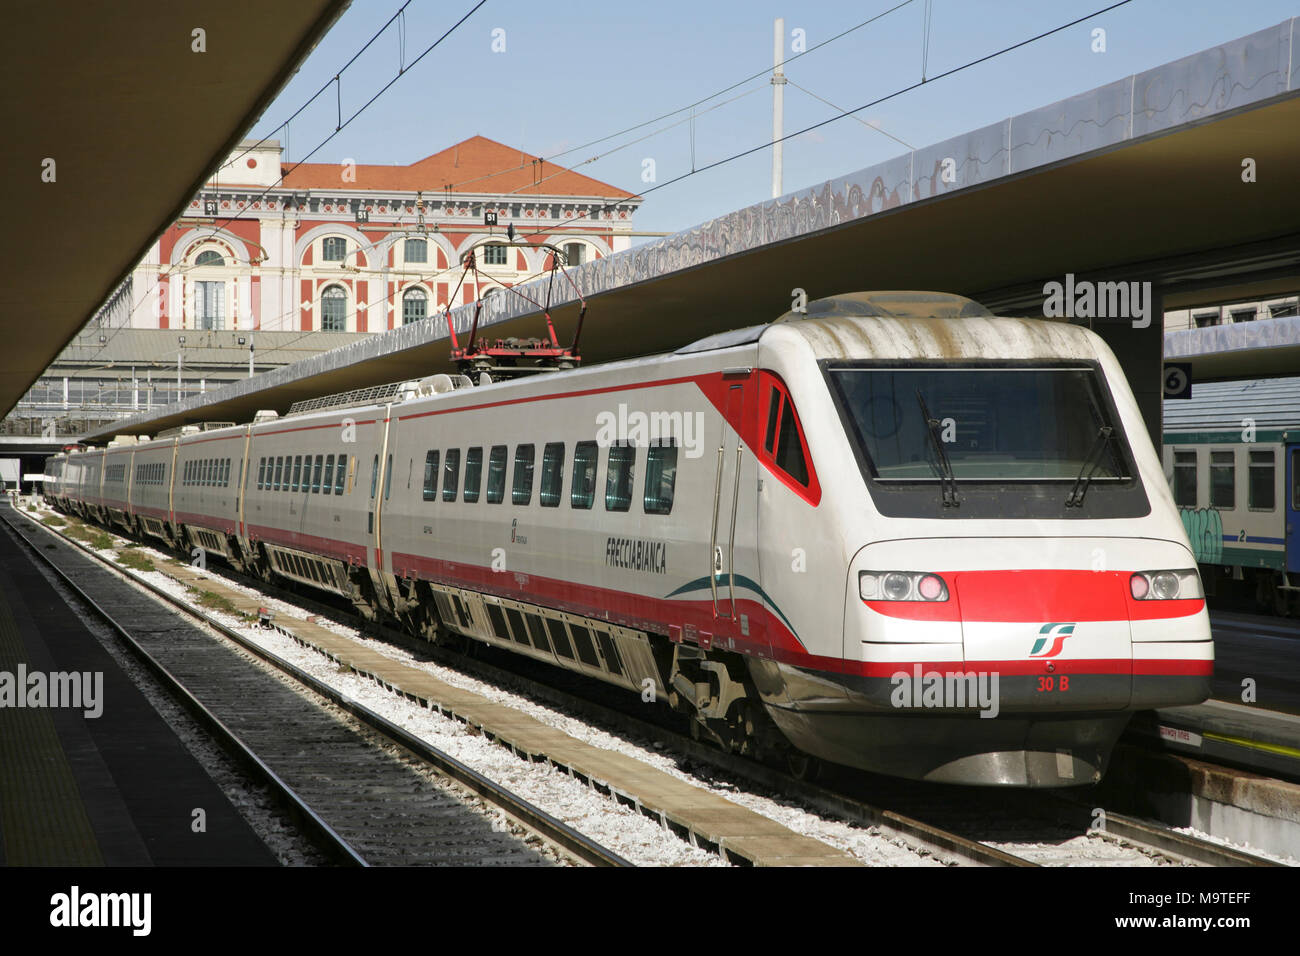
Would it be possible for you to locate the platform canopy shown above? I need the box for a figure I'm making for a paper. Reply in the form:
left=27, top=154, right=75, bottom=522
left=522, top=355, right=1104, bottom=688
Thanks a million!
left=0, top=1, right=352, bottom=421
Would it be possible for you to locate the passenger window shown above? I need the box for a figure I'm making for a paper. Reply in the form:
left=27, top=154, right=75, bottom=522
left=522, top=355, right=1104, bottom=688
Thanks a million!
left=571, top=441, right=598, bottom=509
left=258, top=457, right=266, bottom=490
left=310, top=455, right=322, bottom=493
left=1173, top=450, right=1197, bottom=508
left=292, top=456, right=303, bottom=492
left=423, top=450, right=440, bottom=502
left=370, top=455, right=378, bottom=499
left=605, top=443, right=635, bottom=512
left=1248, top=450, right=1275, bottom=510
left=274, top=457, right=284, bottom=490
left=384, top=453, right=392, bottom=501
left=512, top=444, right=536, bottom=505
left=464, top=447, right=483, bottom=503
left=539, top=443, right=564, bottom=507
left=644, top=441, right=678, bottom=515
left=1209, top=451, right=1234, bottom=509
left=486, top=445, right=507, bottom=503
left=443, top=449, right=460, bottom=502
left=323, top=455, right=335, bottom=495
left=336, top=456, right=348, bottom=495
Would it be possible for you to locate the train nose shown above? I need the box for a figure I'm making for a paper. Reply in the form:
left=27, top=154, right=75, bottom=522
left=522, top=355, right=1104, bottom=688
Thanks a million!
left=846, top=537, right=1212, bottom=713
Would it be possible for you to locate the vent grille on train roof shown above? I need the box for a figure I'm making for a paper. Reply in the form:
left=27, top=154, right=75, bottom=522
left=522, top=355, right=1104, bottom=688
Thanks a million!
left=285, top=381, right=408, bottom=416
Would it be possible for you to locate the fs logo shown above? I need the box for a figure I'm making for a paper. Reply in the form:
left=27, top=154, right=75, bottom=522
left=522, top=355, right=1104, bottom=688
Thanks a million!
left=1030, top=623, right=1075, bottom=658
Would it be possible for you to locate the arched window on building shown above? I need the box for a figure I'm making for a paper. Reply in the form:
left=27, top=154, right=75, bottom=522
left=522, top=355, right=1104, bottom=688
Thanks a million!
left=322, top=237, right=346, bottom=262
left=321, top=285, right=347, bottom=331
left=563, top=242, right=585, bottom=266
left=481, top=243, right=508, bottom=267
left=402, top=287, right=428, bottom=325
left=194, top=247, right=226, bottom=330
left=404, top=239, right=427, bottom=264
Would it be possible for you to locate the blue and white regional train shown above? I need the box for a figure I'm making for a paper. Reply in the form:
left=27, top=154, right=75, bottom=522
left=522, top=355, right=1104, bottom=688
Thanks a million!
left=45, top=292, right=1213, bottom=787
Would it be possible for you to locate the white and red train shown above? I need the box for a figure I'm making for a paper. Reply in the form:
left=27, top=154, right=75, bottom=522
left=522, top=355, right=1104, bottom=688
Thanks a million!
left=44, top=292, right=1213, bottom=786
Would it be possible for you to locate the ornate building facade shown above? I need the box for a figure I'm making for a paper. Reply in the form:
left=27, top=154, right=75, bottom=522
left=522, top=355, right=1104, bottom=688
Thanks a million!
left=102, top=136, right=641, bottom=334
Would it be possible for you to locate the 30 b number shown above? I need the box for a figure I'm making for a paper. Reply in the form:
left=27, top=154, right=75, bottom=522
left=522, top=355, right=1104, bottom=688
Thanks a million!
left=1037, top=676, right=1070, bottom=692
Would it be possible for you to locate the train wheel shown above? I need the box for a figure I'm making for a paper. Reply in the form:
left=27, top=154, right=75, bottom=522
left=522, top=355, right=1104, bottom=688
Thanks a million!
left=786, top=751, right=821, bottom=782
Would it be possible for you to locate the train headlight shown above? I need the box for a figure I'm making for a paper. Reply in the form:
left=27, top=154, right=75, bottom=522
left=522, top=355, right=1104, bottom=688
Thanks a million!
left=860, top=571, right=949, bottom=602
left=1129, top=569, right=1202, bottom=600
left=882, top=572, right=912, bottom=600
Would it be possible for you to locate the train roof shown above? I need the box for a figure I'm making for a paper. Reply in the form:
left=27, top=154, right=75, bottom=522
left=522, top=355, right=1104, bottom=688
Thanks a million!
left=1163, top=376, right=1300, bottom=433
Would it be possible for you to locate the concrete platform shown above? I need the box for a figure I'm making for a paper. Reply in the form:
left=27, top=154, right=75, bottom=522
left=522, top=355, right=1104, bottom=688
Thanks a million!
left=0, top=524, right=277, bottom=865
left=1134, top=700, right=1300, bottom=781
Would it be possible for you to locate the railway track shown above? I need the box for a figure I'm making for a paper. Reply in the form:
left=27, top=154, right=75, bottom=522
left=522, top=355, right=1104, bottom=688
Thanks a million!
left=18, top=503, right=1289, bottom=867
left=1, top=504, right=627, bottom=867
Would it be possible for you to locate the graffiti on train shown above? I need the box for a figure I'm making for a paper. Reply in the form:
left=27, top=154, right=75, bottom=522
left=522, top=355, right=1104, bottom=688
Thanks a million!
left=1179, top=507, right=1223, bottom=564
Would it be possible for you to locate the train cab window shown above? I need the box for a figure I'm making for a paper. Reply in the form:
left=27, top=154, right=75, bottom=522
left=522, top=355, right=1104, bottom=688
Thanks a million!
left=463, top=447, right=483, bottom=503
left=337, top=456, right=349, bottom=495
left=539, top=443, right=564, bottom=507
left=512, top=444, right=536, bottom=505
left=370, top=455, right=378, bottom=499
left=311, top=455, right=323, bottom=493
left=384, top=454, right=393, bottom=501
left=1249, top=450, right=1275, bottom=511
left=423, top=450, right=440, bottom=501
left=443, top=449, right=460, bottom=502
left=323, top=455, right=335, bottom=495
left=644, top=441, right=678, bottom=515
left=764, top=387, right=781, bottom=453
left=1173, top=450, right=1197, bottom=508
left=605, top=443, right=635, bottom=512
left=759, top=374, right=814, bottom=494
left=274, top=457, right=284, bottom=491
left=486, top=445, right=507, bottom=503
left=1210, top=451, right=1235, bottom=509
left=571, top=441, right=598, bottom=509
left=291, top=456, right=303, bottom=492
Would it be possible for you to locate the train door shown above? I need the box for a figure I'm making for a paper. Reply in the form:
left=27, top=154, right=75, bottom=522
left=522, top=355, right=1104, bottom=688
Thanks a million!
left=235, top=428, right=251, bottom=541
left=710, top=383, right=746, bottom=622
left=1287, top=443, right=1300, bottom=574
left=366, top=408, right=395, bottom=609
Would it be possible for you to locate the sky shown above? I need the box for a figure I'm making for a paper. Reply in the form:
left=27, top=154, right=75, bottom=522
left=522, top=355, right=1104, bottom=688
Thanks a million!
left=247, top=0, right=1300, bottom=241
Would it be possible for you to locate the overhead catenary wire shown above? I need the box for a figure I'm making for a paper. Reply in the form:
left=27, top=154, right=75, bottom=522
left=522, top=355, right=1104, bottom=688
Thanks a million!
left=512, top=0, right=1136, bottom=243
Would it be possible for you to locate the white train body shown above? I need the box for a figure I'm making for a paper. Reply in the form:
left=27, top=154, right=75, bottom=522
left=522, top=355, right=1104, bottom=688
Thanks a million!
left=47, top=293, right=1213, bottom=786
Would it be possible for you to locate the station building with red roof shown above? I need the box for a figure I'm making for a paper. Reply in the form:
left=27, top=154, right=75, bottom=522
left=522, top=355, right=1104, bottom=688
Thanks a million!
left=117, top=136, right=642, bottom=335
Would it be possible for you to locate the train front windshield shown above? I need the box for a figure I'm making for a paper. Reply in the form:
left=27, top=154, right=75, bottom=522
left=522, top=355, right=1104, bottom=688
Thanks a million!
left=823, top=362, right=1149, bottom=518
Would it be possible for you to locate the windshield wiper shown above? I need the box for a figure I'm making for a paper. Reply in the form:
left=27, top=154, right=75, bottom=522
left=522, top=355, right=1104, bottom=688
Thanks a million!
left=915, top=390, right=960, bottom=508
left=1065, top=425, right=1114, bottom=508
